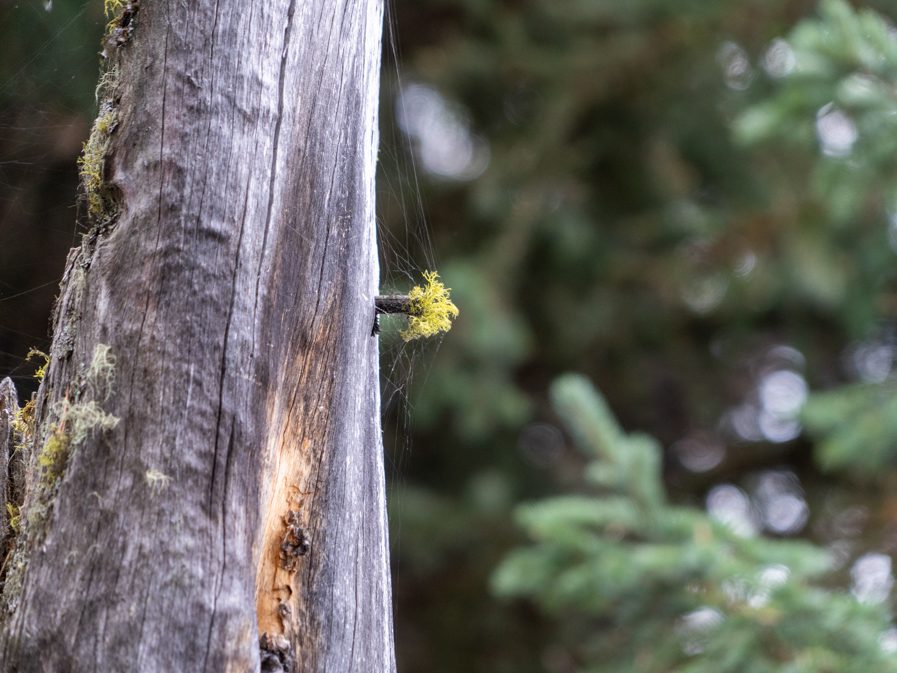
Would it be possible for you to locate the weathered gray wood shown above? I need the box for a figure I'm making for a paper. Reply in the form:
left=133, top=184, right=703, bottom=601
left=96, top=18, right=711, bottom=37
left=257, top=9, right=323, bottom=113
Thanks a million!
left=0, top=0, right=394, bottom=671
left=0, top=378, right=16, bottom=559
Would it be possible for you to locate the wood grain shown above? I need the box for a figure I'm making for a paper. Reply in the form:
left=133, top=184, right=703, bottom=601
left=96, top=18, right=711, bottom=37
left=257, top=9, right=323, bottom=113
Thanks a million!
left=0, top=0, right=394, bottom=671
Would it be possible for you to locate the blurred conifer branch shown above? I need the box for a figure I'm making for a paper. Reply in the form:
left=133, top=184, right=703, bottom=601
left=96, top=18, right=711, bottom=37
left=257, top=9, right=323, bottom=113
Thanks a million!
left=802, top=382, right=897, bottom=475
left=736, top=0, right=897, bottom=223
left=735, top=0, right=897, bottom=476
left=494, top=374, right=897, bottom=672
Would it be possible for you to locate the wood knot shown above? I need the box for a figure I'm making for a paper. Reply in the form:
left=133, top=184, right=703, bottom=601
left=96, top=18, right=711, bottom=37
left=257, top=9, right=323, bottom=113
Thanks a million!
left=259, top=633, right=295, bottom=673
left=278, top=510, right=309, bottom=572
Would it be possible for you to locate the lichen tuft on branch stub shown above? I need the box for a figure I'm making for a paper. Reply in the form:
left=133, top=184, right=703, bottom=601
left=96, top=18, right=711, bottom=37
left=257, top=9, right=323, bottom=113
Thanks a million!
left=374, top=270, right=459, bottom=341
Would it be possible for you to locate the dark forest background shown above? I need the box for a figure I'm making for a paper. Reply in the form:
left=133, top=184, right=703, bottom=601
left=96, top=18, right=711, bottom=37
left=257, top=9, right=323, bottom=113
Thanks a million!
left=5, top=0, right=897, bottom=671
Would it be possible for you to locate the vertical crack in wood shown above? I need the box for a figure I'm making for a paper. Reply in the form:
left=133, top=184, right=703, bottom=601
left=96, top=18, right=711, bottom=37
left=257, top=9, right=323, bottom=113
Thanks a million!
left=255, top=0, right=297, bottom=322
left=255, top=317, right=338, bottom=643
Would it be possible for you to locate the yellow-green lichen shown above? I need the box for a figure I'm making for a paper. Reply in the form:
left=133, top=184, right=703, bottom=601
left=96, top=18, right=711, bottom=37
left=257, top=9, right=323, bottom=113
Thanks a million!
left=401, top=271, right=460, bottom=342
left=36, top=423, right=71, bottom=483
left=103, top=1, right=138, bottom=43
left=77, top=107, right=118, bottom=219
left=10, top=398, right=35, bottom=439
left=87, top=343, right=116, bottom=400
left=145, top=469, right=172, bottom=494
left=25, top=349, right=49, bottom=382
left=61, top=400, right=119, bottom=447
left=94, top=66, right=119, bottom=102
left=6, top=504, right=20, bottom=534
left=36, top=344, right=119, bottom=486
left=37, top=398, right=118, bottom=489
left=104, top=0, right=125, bottom=18
left=83, top=2, right=129, bottom=221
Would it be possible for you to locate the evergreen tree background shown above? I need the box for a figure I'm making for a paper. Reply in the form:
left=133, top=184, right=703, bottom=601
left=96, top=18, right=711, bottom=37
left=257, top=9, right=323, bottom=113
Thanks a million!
left=3, top=0, right=897, bottom=670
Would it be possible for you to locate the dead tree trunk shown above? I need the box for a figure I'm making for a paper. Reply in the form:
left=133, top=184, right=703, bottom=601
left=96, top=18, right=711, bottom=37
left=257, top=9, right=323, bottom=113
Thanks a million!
left=0, top=0, right=394, bottom=671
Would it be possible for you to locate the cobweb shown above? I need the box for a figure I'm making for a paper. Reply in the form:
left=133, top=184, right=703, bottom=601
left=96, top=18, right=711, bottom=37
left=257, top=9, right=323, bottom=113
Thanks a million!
left=0, top=0, right=445, bottom=443
left=0, top=0, right=104, bottom=395
left=0, top=0, right=449, bottom=652
left=377, top=22, right=442, bottom=494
